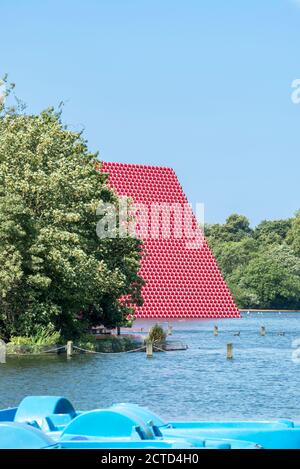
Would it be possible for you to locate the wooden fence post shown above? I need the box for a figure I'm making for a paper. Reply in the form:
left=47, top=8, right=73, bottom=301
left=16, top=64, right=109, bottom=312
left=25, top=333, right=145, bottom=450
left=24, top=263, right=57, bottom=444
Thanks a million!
left=67, top=341, right=73, bottom=359
left=0, top=340, right=6, bottom=364
left=227, top=343, right=233, bottom=359
left=146, top=341, right=153, bottom=358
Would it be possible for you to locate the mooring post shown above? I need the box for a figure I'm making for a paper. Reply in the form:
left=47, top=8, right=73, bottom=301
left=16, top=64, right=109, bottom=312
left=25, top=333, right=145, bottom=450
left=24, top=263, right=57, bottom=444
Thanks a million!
left=167, top=323, right=173, bottom=336
left=0, top=340, right=6, bottom=364
left=214, top=325, right=219, bottom=336
left=227, top=343, right=233, bottom=359
left=67, top=341, right=73, bottom=359
left=146, top=341, right=153, bottom=358
left=260, top=326, right=266, bottom=336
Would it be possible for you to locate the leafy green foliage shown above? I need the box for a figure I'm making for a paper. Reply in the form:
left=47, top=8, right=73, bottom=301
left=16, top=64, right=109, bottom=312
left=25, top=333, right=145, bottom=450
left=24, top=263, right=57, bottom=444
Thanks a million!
left=146, top=323, right=167, bottom=343
left=0, top=107, right=144, bottom=341
left=287, top=210, right=300, bottom=256
left=206, top=213, right=300, bottom=310
left=9, top=325, right=61, bottom=346
left=75, top=333, right=97, bottom=351
left=254, top=219, right=292, bottom=245
left=205, top=214, right=252, bottom=247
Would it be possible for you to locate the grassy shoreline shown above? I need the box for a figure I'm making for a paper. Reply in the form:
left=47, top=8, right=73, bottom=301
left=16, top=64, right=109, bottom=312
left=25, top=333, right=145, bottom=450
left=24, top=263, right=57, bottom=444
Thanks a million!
left=6, top=335, right=142, bottom=356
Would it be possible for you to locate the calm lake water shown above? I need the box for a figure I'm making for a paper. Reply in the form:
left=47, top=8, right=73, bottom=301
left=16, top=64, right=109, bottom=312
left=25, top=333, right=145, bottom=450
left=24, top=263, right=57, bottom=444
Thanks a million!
left=1, top=312, right=300, bottom=422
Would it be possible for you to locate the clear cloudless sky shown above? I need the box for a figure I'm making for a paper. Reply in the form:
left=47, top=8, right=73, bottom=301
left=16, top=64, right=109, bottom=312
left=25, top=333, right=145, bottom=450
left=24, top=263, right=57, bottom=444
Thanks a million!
left=1, top=0, right=300, bottom=225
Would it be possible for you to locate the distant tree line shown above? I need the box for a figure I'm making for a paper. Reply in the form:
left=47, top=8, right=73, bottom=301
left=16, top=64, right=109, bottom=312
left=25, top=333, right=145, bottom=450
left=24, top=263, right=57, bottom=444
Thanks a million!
left=205, top=213, right=300, bottom=310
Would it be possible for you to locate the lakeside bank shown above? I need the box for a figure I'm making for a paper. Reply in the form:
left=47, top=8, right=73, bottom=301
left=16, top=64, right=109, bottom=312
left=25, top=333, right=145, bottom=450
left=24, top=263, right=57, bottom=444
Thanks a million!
left=5, top=335, right=143, bottom=356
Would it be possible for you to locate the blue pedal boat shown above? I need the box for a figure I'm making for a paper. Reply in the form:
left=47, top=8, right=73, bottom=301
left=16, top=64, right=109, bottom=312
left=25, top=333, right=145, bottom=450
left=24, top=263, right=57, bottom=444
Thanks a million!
left=112, top=403, right=300, bottom=449
left=0, top=396, right=300, bottom=449
left=0, top=397, right=252, bottom=449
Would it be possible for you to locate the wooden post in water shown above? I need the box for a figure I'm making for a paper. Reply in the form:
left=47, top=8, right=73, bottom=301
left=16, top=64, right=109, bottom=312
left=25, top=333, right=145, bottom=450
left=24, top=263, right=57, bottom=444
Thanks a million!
left=214, top=325, right=219, bottom=336
left=260, top=326, right=266, bottom=336
left=227, top=343, right=233, bottom=359
left=146, top=341, right=153, bottom=358
left=167, top=323, right=173, bottom=336
left=0, top=340, right=6, bottom=364
left=67, top=341, right=73, bottom=359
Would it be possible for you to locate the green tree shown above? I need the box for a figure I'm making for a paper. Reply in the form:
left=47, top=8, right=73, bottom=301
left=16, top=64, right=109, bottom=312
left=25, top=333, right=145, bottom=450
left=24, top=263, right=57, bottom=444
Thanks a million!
left=205, top=214, right=252, bottom=247
left=206, top=212, right=300, bottom=310
left=287, top=210, right=300, bottom=256
left=230, top=244, right=300, bottom=309
left=254, top=219, right=292, bottom=245
left=212, top=238, right=258, bottom=277
left=0, top=108, right=144, bottom=340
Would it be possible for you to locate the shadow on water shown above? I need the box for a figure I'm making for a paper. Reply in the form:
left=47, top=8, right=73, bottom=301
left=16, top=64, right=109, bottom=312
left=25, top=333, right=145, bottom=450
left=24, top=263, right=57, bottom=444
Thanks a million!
left=1, top=312, right=300, bottom=422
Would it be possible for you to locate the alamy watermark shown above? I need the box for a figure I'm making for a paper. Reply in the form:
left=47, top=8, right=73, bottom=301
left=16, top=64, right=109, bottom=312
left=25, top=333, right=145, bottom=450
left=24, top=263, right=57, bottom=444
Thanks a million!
left=291, top=79, right=300, bottom=104
left=292, top=338, right=300, bottom=363
left=0, top=80, right=5, bottom=107
left=96, top=198, right=205, bottom=249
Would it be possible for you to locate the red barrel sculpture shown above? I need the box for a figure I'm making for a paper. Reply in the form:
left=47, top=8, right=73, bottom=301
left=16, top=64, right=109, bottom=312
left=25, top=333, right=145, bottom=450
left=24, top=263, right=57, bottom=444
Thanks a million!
left=102, top=162, right=240, bottom=319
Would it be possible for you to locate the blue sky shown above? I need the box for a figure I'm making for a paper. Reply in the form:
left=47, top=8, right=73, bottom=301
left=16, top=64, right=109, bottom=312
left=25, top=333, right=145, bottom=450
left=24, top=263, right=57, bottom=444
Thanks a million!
left=1, top=0, right=300, bottom=225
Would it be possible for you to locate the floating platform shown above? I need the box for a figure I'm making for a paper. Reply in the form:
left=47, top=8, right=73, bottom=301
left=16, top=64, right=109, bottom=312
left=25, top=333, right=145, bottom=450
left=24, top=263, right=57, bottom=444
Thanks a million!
left=1, top=396, right=300, bottom=449
left=156, top=340, right=188, bottom=351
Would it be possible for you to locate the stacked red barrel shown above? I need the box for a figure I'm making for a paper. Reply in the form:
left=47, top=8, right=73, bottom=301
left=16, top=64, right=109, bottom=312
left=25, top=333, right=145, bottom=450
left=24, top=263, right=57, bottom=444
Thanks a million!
left=102, top=162, right=240, bottom=319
